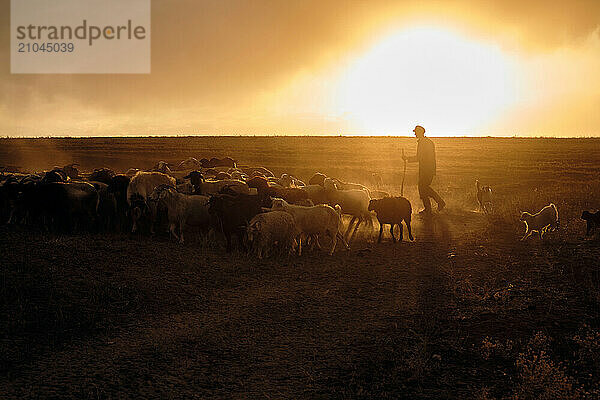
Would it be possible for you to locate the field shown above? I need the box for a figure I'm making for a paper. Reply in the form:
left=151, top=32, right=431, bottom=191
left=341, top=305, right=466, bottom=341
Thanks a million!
left=1, top=136, right=600, bottom=399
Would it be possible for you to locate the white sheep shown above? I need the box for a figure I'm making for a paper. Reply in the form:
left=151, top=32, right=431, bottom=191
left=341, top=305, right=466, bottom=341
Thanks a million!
left=332, top=178, right=371, bottom=196
left=246, top=211, right=298, bottom=259
left=150, top=185, right=210, bottom=243
left=323, top=178, right=373, bottom=243
left=127, top=171, right=176, bottom=233
left=303, top=184, right=328, bottom=205
left=519, top=203, right=559, bottom=241
left=270, top=198, right=348, bottom=255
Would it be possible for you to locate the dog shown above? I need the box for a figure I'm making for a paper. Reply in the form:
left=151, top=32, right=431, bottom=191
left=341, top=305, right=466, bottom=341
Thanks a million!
left=581, top=210, right=600, bottom=236
left=476, top=180, right=492, bottom=213
left=519, top=203, right=559, bottom=241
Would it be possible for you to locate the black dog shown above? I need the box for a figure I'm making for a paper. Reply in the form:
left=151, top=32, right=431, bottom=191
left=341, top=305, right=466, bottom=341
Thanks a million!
left=581, top=210, right=600, bottom=236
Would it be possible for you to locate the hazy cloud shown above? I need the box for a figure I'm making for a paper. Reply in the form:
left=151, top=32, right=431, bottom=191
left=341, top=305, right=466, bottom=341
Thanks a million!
left=1, top=0, right=599, bottom=136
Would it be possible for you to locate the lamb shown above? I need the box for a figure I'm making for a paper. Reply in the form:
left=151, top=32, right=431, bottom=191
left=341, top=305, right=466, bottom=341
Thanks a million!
left=581, top=210, right=600, bottom=236
left=323, top=178, right=372, bottom=243
left=150, top=185, right=210, bottom=243
left=368, top=197, right=414, bottom=243
left=246, top=211, right=298, bottom=258
left=519, top=203, right=559, bottom=240
left=270, top=198, right=348, bottom=255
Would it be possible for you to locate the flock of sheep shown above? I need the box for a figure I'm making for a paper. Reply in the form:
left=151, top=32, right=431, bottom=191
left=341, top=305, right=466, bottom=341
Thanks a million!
left=0, top=157, right=414, bottom=258
left=1, top=155, right=592, bottom=258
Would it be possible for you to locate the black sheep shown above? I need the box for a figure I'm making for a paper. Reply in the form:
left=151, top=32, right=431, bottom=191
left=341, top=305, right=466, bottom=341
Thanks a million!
left=368, top=196, right=414, bottom=243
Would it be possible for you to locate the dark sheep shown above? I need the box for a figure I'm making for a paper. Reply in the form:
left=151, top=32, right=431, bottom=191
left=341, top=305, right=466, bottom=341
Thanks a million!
left=107, top=174, right=131, bottom=231
left=90, top=181, right=117, bottom=231
left=0, top=176, right=20, bottom=224
left=37, top=181, right=99, bottom=232
left=89, top=168, right=116, bottom=184
left=183, top=171, right=204, bottom=194
left=208, top=193, right=268, bottom=252
left=42, top=168, right=69, bottom=183
left=62, top=163, right=80, bottom=179
left=368, top=196, right=414, bottom=243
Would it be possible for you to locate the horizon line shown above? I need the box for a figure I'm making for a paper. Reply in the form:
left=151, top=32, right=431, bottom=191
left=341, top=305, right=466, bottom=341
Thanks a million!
left=2, top=134, right=600, bottom=139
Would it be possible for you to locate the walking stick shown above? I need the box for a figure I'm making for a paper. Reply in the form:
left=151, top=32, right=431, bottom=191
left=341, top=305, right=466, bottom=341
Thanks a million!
left=401, top=148, right=407, bottom=196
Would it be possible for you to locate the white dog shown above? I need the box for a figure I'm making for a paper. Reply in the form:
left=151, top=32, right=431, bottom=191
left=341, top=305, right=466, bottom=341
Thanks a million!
left=519, top=203, right=559, bottom=240
left=476, top=180, right=492, bottom=213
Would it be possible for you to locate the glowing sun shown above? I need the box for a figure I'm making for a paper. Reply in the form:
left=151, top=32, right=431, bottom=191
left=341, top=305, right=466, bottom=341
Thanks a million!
left=335, top=26, right=518, bottom=135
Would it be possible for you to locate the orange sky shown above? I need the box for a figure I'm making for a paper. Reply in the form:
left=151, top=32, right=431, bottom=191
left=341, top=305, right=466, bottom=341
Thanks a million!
left=1, top=0, right=599, bottom=137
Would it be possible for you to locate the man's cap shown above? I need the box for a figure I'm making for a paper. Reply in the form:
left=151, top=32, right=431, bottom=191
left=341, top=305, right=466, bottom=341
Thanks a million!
left=413, top=125, right=425, bottom=135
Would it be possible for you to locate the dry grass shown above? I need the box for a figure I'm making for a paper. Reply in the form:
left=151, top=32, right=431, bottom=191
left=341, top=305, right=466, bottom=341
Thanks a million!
left=1, top=136, right=600, bottom=398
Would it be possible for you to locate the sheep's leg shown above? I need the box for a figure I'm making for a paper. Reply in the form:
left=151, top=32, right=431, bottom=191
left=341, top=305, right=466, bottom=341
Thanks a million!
left=336, top=231, right=349, bottom=250
left=399, top=223, right=404, bottom=241
left=348, top=218, right=361, bottom=244
left=390, top=224, right=396, bottom=243
left=7, top=208, right=16, bottom=225
left=169, top=223, right=179, bottom=241
left=345, top=217, right=357, bottom=240
left=520, top=230, right=532, bottom=241
left=378, top=223, right=384, bottom=243
left=406, top=220, right=414, bottom=241
left=297, top=234, right=303, bottom=256
left=328, top=232, right=340, bottom=255
left=313, top=235, right=323, bottom=250
left=179, top=221, right=185, bottom=244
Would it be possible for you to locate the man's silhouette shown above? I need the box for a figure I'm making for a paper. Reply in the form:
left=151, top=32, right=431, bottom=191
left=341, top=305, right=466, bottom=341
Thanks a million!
left=403, top=125, right=446, bottom=214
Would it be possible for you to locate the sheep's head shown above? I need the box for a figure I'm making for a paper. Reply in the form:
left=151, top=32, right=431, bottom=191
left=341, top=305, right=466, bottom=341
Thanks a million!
left=279, top=174, right=292, bottom=187
left=270, top=198, right=286, bottom=210
left=368, top=199, right=380, bottom=212
left=184, top=171, right=205, bottom=191
left=519, top=212, right=532, bottom=222
left=323, top=178, right=337, bottom=191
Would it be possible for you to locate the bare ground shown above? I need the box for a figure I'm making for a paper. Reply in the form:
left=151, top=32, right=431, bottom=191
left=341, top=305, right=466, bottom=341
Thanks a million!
left=2, top=207, right=599, bottom=399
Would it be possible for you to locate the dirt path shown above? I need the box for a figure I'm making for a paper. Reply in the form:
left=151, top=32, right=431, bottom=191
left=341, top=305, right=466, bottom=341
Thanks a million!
left=3, top=209, right=594, bottom=398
